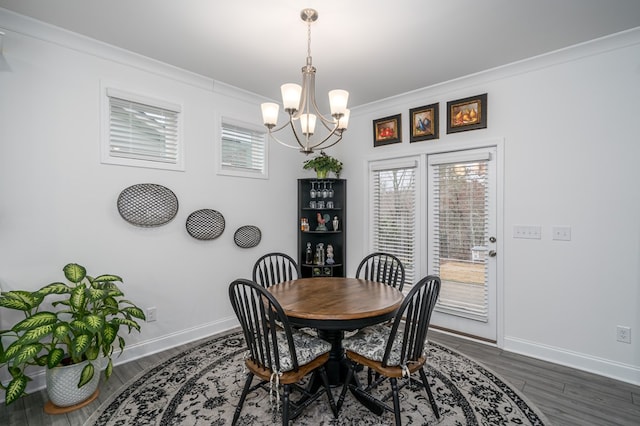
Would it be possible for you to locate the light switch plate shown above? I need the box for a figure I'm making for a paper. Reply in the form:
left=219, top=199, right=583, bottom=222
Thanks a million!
left=513, top=225, right=542, bottom=239
left=552, top=226, right=571, bottom=241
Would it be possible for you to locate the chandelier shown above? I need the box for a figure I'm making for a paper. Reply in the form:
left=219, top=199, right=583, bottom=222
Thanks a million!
left=260, top=8, right=350, bottom=155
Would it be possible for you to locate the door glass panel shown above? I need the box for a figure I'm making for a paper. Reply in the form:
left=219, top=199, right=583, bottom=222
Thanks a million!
left=432, top=158, right=489, bottom=321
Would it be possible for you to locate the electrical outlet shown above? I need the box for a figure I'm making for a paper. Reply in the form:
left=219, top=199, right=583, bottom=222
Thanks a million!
left=146, top=307, right=158, bottom=322
left=616, top=325, right=631, bottom=343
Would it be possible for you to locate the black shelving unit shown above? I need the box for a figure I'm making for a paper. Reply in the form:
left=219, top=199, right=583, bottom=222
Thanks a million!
left=298, top=178, right=346, bottom=278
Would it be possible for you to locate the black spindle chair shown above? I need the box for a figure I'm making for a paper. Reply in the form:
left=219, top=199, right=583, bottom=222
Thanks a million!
left=338, top=275, right=441, bottom=425
left=228, top=279, right=337, bottom=425
left=355, top=252, right=405, bottom=291
left=252, top=252, right=300, bottom=288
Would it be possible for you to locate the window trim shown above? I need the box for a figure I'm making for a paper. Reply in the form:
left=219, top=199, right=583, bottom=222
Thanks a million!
left=100, top=83, right=184, bottom=171
left=367, top=156, right=421, bottom=290
left=216, top=115, right=268, bottom=180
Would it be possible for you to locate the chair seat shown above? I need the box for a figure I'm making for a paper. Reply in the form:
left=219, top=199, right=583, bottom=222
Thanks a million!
left=273, top=328, right=331, bottom=372
left=342, top=323, right=417, bottom=367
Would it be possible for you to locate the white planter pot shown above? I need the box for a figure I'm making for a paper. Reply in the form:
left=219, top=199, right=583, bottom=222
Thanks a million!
left=45, top=358, right=102, bottom=408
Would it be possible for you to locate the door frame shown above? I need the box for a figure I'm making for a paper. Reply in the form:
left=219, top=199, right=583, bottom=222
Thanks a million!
left=420, top=138, right=504, bottom=346
left=363, top=138, right=504, bottom=346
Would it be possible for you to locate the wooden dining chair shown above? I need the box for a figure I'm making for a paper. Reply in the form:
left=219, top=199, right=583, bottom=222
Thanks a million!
left=252, top=252, right=300, bottom=288
left=337, top=275, right=441, bottom=425
left=355, top=252, right=405, bottom=291
left=228, top=279, right=337, bottom=425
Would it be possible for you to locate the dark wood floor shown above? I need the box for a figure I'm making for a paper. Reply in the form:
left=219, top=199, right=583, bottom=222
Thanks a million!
left=1, top=329, right=639, bottom=425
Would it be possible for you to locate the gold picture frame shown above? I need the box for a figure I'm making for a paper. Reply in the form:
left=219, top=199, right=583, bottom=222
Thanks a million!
left=409, top=103, right=439, bottom=142
left=373, top=114, right=402, bottom=146
left=446, top=93, right=487, bottom=133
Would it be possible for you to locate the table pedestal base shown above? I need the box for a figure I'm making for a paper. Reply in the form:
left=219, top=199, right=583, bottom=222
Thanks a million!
left=317, top=329, right=347, bottom=386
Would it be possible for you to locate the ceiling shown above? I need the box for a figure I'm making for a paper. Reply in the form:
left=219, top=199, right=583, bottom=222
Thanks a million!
left=1, top=0, right=640, bottom=109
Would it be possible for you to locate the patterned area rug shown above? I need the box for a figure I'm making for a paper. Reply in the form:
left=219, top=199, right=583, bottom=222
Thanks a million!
left=84, top=330, right=548, bottom=425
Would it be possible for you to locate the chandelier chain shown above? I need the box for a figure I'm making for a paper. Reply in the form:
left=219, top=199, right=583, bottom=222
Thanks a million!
left=307, top=19, right=312, bottom=60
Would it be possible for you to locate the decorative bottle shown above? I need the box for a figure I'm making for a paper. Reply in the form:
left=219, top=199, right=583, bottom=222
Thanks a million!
left=305, top=242, right=313, bottom=264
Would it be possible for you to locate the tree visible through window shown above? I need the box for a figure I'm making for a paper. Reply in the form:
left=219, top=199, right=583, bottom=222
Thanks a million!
left=371, top=163, right=417, bottom=287
left=102, top=87, right=183, bottom=171
left=219, top=119, right=267, bottom=179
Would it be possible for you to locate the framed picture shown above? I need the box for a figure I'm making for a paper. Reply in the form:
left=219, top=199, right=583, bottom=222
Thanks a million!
left=409, top=103, right=439, bottom=142
left=446, top=93, right=487, bottom=134
left=373, top=114, right=402, bottom=146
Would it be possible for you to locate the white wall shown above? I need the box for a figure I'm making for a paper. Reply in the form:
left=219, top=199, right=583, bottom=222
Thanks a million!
left=0, top=8, right=638, bottom=391
left=337, top=29, right=640, bottom=384
left=0, top=10, right=309, bottom=390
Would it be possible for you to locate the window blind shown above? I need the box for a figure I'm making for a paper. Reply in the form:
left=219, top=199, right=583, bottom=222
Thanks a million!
left=431, top=158, right=489, bottom=321
left=108, top=96, right=180, bottom=164
left=371, top=164, right=417, bottom=287
left=221, top=121, right=266, bottom=175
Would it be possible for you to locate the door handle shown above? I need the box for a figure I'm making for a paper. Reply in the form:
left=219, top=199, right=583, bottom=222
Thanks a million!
left=488, top=250, right=497, bottom=257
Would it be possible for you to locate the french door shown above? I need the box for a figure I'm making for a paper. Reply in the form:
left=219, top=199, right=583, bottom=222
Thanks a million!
left=427, top=147, right=498, bottom=342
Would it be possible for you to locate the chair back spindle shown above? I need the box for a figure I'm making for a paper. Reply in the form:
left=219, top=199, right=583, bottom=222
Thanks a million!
left=383, top=275, right=440, bottom=367
left=356, top=252, right=405, bottom=291
left=253, top=253, right=300, bottom=288
left=229, top=279, right=299, bottom=372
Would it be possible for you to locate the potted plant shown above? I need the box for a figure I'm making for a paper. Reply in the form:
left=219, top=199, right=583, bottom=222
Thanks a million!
left=0, top=263, right=145, bottom=407
left=302, top=151, right=343, bottom=179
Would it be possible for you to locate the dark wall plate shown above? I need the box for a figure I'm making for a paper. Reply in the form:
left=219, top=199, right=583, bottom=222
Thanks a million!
left=234, top=225, right=261, bottom=248
left=186, top=209, right=225, bottom=240
left=117, top=183, right=178, bottom=227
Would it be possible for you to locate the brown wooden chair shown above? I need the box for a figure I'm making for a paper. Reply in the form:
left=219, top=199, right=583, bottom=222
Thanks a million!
left=252, top=252, right=300, bottom=288
left=228, top=278, right=337, bottom=425
left=355, top=252, right=405, bottom=291
left=337, top=275, right=441, bottom=425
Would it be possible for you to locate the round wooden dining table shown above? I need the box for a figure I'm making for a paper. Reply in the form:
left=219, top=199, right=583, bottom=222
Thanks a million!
left=267, top=277, right=404, bottom=386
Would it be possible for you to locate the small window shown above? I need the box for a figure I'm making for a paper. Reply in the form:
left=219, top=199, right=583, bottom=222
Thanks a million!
left=101, top=87, right=183, bottom=171
left=218, top=117, right=268, bottom=179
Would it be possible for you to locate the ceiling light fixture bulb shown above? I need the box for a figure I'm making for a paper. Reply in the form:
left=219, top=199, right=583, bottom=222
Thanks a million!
left=260, top=9, right=349, bottom=155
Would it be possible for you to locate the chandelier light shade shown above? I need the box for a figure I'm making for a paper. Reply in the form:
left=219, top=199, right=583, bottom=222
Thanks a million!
left=261, top=8, right=349, bottom=154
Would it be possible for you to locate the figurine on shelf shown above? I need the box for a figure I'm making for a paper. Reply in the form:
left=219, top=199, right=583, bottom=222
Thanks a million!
left=305, top=242, right=313, bottom=264
left=326, top=244, right=335, bottom=264
left=316, top=212, right=331, bottom=231
left=332, top=216, right=339, bottom=231
left=315, top=243, right=325, bottom=265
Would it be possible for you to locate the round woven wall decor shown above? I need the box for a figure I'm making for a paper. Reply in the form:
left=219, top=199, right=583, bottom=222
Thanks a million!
left=186, top=209, right=225, bottom=240
left=234, top=225, right=262, bottom=248
left=117, top=184, right=178, bottom=227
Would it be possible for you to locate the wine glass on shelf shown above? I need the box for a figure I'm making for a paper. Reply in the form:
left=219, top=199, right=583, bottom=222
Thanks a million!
left=321, top=181, right=329, bottom=198
left=310, top=181, right=317, bottom=199
left=328, top=181, right=334, bottom=198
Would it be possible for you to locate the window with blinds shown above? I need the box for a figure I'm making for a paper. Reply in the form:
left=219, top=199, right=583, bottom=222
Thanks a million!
left=103, top=88, right=183, bottom=171
left=430, top=156, right=489, bottom=321
left=219, top=118, right=267, bottom=179
left=370, top=161, right=417, bottom=288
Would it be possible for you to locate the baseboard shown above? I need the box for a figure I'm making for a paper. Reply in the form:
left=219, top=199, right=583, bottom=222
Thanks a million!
left=119, top=316, right=239, bottom=364
left=503, top=336, right=640, bottom=386
left=18, top=315, right=239, bottom=396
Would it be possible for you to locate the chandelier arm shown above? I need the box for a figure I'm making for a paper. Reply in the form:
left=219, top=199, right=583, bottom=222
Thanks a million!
left=286, top=114, right=311, bottom=151
left=267, top=131, right=302, bottom=150
left=268, top=121, right=293, bottom=134
left=309, top=94, right=340, bottom=129
left=315, top=132, right=344, bottom=151
left=305, top=126, right=342, bottom=151
left=317, top=115, right=338, bottom=132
